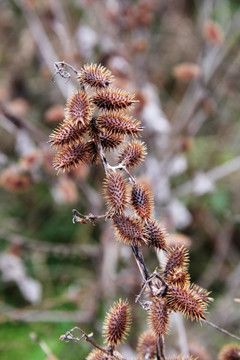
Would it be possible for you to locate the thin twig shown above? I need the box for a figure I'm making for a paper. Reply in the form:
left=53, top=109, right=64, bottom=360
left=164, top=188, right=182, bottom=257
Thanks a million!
left=156, top=335, right=166, bottom=360
left=131, top=244, right=150, bottom=281
left=201, top=319, right=240, bottom=342
left=59, top=327, right=126, bottom=360
left=72, top=209, right=106, bottom=225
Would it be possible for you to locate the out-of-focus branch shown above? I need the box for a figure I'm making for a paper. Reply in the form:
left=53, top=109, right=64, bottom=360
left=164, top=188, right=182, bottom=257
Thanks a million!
left=0, top=230, right=99, bottom=257
left=0, top=103, right=47, bottom=145
left=174, top=156, right=240, bottom=198
left=14, top=0, right=74, bottom=98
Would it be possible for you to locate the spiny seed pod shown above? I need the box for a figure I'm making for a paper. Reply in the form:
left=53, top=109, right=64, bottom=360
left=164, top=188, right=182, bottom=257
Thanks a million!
left=53, top=141, right=89, bottom=172
left=137, top=330, right=157, bottom=360
left=86, top=349, right=109, bottom=360
left=149, top=298, right=170, bottom=337
left=0, top=166, right=31, bottom=192
left=166, top=285, right=209, bottom=321
left=66, top=91, right=92, bottom=126
left=49, top=121, right=87, bottom=147
left=100, top=131, right=124, bottom=151
left=88, top=116, right=101, bottom=140
left=189, top=283, right=213, bottom=304
left=104, top=171, right=128, bottom=215
left=117, top=141, right=147, bottom=169
left=98, top=114, right=142, bottom=137
left=188, top=343, right=211, bottom=360
left=86, top=141, right=100, bottom=164
left=145, top=220, right=167, bottom=251
left=165, top=266, right=190, bottom=288
left=103, top=299, right=132, bottom=347
left=113, top=215, right=146, bottom=245
left=130, top=182, right=154, bottom=219
left=77, top=63, right=114, bottom=88
left=218, top=344, right=240, bottom=360
left=164, top=245, right=189, bottom=278
left=92, top=88, right=137, bottom=112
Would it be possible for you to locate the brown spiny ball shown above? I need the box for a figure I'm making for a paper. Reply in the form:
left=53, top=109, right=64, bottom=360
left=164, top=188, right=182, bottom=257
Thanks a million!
left=218, top=344, right=240, bottom=360
left=92, top=88, right=137, bottom=112
left=49, top=121, right=87, bottom=147
left=86, top=141, right=100, bottom=164
left=88, top=116, right=101, bottom=140
left=164, top=245, right=189, bottom=278
left=66, top=91, right=92, bottom=126
left=117, top=141, right=147, bottom=169
left=137, top=330, right=157, bottom=360
left=149, top=298, right=170, bottom=337
left=100, top=130, right=124, bottom=151
left=130, top=182, right=154, bottom=220
left=166, top=284, right=209, bottom=321
left=188, top=343, right=211, bottom=360
left=189, top=283, right=213, bottom=305
left=98, top=114, right=142, bottom=137
left=103, top=299, right=132, bottom=347
left=113, top=215, right=146, bottom=245
left=145, top=220, right=167, bottom=251
left=53, top=141, right=89, bottom=173
left=165, top=266, right=190, bottom=288
left=0, top=166, right=31, bottom=192
left=104, top=171, right=128, bottom=215
left=77, top=63, right=114, bottom=88
left=86, top=349, right=109, bottom=360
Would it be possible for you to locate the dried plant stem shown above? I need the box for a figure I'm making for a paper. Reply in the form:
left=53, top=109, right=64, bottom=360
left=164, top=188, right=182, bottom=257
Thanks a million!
left=30, top=332, right=58, bottom=359
left=131, top=244, right=150, bottom=281
left=59, top=327, right=126, bottom=360
left=201, top=319, right=240, bottom=342
left=156, top=335, right=166, bottom=360
left=72, top=209, right=106, bottom=224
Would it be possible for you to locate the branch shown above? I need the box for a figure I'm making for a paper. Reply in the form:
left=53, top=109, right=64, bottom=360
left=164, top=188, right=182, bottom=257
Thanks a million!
left=201, top=319, right=240, bottom=342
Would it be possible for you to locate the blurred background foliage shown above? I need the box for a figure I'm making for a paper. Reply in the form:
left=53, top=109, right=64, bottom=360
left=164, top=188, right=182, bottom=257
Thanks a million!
left=0, top=0, right=240, bottom=359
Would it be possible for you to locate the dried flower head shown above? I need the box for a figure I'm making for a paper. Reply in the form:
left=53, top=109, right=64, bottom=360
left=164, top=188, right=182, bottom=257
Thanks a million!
left=173, top=63, right=201, bottom=82
left=117, top=141, right=147, bottom=169
left=0, top=166, right=31, bottom=192
left=88, top=116, right=101, bottom=140
left=189, top=283, right=213, bottom=304
left=188, top=343, right=211, bottom=360
left=149, top=298, right=170, bottom=337
left=98, top=114, right=142, bottom=137
left=100, top=131, right=124, bottom=151
left=130, top=182, right=154, bottom=219
left=53, top=141, right=89, bottom=173
left=49, top=121, right=87, bottom=147
left=92, top=88, right=137, bottom=112
left=86, top=349, right=109, bottom=360
left=104, top=171, right=128, bottom=215
left=145, top=220, right=167, bottom=251
left=203, top=20, right=224, bottom=45
left=137, top=330, right=157, bottom=360
left=166, top=285, right=209, bottom=321
left=103, top=299, right=132, bottom=347
left=66, top=91, right=92, bottom=126
left=86, top=141, right=100, bottom=164
left=165, top=266, right=190, bottom=288
left=164, top=245, right=189, bottom=278
left=166, top=233, right=191, bottom=248
left=218, top=344, right=240, bottom=360
left=113, top=215, right=146, bottom=245
left=77, top=63, right=114, bottom=88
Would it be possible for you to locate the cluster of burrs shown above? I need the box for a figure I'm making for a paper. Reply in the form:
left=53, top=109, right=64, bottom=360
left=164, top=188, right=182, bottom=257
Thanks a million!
left=50, top=63, right=212, bottom=360
left=49, top=63, right=145, bottom=172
